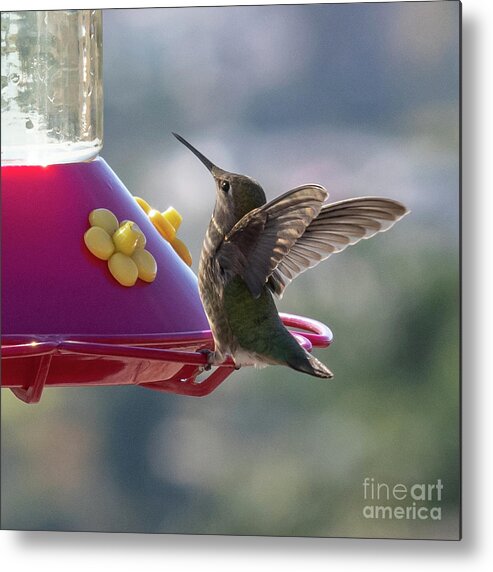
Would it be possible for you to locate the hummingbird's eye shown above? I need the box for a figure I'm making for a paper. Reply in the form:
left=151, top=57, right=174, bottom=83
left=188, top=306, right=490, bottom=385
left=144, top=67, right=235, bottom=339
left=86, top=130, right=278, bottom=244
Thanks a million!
left=221, top=180, right=230, bottom=193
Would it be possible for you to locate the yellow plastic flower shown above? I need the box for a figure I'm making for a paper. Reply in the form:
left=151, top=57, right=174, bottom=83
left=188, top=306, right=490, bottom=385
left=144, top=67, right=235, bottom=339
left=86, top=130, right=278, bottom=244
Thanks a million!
left=84, top=208, right=157, bottom=287
left=134, top=197, right=192, bottom=267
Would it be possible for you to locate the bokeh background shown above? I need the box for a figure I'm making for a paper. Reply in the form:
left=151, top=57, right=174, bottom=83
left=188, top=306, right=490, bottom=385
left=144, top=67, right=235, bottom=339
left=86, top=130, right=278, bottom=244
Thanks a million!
left=1, top=2, right=460, bottom=539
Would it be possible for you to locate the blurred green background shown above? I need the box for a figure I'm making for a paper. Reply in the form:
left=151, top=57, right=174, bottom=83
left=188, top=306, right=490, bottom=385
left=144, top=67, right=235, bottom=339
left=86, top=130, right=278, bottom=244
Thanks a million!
left=1, top=2, right=460, bottom=539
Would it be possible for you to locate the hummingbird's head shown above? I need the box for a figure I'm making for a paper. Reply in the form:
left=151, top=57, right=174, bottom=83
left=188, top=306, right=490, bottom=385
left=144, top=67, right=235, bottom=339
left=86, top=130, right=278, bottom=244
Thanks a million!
left=173, top=133, right=266, bottom=233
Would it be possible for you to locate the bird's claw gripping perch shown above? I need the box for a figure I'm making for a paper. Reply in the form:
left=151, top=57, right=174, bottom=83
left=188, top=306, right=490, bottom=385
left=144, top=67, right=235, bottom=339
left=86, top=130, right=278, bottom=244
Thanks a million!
left=199, top=348, right=241, bottom=372
left=198, top=348, right=214, bottom=371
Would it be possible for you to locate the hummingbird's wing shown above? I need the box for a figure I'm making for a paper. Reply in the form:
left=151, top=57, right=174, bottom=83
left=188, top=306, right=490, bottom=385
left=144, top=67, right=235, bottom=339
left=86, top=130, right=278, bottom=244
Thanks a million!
left=218, top=185, right=328, bottom=298
left=267, top=197, right=409, bottom=298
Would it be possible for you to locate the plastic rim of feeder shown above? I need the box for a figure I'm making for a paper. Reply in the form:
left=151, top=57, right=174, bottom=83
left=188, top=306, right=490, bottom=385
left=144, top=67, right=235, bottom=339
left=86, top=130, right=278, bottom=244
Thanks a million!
left=1, top=313, right=333, bottom=403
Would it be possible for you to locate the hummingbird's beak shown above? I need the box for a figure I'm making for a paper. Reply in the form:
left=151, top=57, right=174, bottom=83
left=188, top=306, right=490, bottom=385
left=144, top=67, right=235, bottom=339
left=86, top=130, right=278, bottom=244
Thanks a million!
left=172, top=133, right=216, bottom=174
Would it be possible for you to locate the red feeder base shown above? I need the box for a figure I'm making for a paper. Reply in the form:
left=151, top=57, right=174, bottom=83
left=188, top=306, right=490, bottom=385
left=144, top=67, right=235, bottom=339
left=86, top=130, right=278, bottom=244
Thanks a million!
left=1, top=314, right=333, bottom=403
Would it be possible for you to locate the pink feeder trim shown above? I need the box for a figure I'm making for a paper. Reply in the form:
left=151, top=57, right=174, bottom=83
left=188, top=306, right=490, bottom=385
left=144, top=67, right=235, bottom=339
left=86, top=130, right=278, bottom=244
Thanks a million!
left=1, top=314, right=333, bottom=403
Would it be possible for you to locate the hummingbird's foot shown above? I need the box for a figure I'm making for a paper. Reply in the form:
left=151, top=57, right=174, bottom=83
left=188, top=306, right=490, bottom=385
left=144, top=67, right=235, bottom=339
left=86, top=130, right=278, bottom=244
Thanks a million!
left=198, top=349, right=213, bottom=371
left=198, top=348, right=222, bottom=370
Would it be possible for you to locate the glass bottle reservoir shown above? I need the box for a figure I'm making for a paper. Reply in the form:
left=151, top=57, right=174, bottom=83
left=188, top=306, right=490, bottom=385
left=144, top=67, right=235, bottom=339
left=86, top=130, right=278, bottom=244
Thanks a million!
left=1, top=10, right=102, bottom=165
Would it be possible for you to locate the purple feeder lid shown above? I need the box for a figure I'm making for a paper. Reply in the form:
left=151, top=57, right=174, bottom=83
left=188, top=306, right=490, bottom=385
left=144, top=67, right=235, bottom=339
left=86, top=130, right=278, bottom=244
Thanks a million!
left=1, top=159, right=333, bottom=403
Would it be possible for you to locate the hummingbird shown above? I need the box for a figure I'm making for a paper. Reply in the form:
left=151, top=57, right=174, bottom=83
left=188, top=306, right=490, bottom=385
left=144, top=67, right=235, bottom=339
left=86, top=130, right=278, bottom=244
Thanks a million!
left=173, top=133, right=409, bottom=379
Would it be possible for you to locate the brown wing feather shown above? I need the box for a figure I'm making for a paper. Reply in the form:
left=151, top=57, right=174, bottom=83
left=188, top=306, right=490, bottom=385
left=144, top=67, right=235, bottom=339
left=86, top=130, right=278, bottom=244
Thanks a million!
left=268, top=197, right=409, bottom=298
left=217, top=185, right=328, bottom=298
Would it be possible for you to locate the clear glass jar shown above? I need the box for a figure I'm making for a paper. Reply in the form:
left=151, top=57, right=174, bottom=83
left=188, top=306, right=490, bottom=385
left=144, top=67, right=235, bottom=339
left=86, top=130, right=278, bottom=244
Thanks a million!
left=1, top=10, right=102, bottom=165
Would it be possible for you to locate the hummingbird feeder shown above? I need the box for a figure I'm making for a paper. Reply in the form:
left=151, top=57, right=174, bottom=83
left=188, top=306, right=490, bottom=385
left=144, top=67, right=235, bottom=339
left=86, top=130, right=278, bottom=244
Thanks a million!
left=1, top=10, right=333, bottom=404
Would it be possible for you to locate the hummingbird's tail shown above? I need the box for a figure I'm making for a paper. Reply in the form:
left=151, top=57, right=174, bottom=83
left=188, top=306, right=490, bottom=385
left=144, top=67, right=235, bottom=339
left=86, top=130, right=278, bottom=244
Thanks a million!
left=286, top=350, right=334, bottom=379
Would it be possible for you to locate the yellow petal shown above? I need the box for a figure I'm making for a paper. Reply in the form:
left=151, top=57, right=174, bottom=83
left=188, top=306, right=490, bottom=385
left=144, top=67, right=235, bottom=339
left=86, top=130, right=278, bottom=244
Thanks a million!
left=132, top=249, right=157, bottom=282
left=148, top=209, right=176, bottom=241
left=171, top=237, right=192, bottom=267
left=162, top=207, right=183, bottom=231
left=84, top=226, right=115, bottom=260
left=134, top=196, right=152, bottom=214
left=108, top=253, right=138, bottom=287
left=89, top=208, right=119, bottom=235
